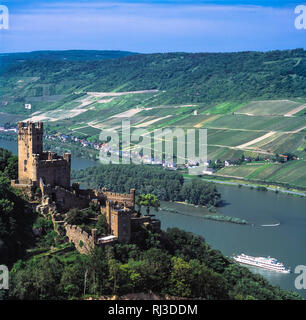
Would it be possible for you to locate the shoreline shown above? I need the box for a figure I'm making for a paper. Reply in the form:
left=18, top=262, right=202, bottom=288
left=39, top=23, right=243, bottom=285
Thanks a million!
left=1, top=135, right=305, bottom=197
left=161, top=202, right=248, bottom=225
left=183, top=174, right=306, bottom=198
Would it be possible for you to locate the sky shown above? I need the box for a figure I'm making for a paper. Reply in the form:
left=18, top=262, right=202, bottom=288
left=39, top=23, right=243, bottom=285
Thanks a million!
left=0, top=0, right=305, bottom=53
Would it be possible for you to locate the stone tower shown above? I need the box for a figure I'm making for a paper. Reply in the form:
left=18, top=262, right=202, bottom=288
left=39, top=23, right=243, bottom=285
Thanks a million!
left=18, top=122, right=43, bottom=184
left=105, top=201, right=131, bottom=243
left=14, top=121, right=71, bottom=188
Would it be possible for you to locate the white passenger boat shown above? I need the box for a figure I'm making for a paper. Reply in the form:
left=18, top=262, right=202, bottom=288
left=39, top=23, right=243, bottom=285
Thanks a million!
left=233, top=253, right=290, bottom=273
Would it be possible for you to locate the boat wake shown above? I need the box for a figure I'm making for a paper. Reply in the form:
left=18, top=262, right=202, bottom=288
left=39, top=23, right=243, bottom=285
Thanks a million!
left=260, top=222, right=280, bottom=227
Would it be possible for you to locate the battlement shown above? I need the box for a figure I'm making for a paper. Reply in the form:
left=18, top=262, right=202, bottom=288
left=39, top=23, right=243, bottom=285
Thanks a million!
left=103, top=188, right=135, bottom=209
left=18, top=121, right=43, bottom=134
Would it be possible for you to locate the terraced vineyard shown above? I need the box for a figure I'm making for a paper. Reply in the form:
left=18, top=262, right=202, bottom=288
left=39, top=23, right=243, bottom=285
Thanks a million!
left=17, top=92, right=306, bottom=188
left=217, top=161, right=306, bottom=189
left=236, top=100, right=303, bottom=116
left=1, top=50, right=306, bottom=188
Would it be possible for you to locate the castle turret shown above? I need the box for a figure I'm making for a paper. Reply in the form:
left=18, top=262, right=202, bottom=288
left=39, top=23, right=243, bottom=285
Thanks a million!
left=17, top=122, right=43, bottom=184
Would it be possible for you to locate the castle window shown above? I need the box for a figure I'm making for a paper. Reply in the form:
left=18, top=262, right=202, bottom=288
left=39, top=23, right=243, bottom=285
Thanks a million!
left=24, top=160, right=27, bottom=165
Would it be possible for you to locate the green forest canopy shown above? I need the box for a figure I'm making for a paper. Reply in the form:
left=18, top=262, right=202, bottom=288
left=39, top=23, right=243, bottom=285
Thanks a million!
left=71, top=164, right=222, bottom=206
left=1, top=49, right=306, bottom=107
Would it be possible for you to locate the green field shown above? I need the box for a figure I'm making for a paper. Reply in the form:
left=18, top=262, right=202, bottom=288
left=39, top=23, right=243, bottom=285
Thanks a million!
left=203, top=102, right=246, bottom=115
left=217, top=164, right=262, bottom=178
left=237, top=100, right=301, bottom=116
left=217, top=160, right=306, bottom=189
left=207, top=129, right=264, bottom=147
left=207, top=146, right=255, bottom=161
left=255, top=132, right=305, bottom=155
left=203, top=114, right=306, bottom=132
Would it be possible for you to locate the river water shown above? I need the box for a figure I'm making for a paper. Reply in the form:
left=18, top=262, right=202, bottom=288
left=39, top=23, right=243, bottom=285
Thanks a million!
left=1, top=138, right=306, bottom=298
left=0, top=138, right=99, bottom=171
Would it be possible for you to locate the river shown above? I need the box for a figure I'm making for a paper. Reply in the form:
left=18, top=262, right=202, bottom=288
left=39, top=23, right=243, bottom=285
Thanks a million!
left=1, top=138, right=306, bottom=298
left=0, top=138, right=99, bottom=171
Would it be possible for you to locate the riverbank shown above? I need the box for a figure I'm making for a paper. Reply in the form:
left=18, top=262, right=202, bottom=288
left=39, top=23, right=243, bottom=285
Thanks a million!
left=1, top=134, right=305, bottom=194
left=161, top=202, right=248, bottom=225
left=183, top=174, right=306, bottom=198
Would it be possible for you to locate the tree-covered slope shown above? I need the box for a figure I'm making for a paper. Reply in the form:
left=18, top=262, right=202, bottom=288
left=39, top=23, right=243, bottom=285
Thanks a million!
left=1, top=48, right=306, bottom=106
left=0, top=50, right=137, bottom=71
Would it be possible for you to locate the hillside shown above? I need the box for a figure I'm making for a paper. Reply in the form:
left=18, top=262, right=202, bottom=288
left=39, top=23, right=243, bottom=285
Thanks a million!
left=0, top=49, right=305, bottom=188
left=0, top=50, right=137, bottom=71
left=1, top=49, right=306, bottom=106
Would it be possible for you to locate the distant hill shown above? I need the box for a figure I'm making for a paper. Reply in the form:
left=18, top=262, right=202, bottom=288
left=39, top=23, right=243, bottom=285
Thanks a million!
left=0, top=50, right=138, bottom=71
left=1, top=48, right=306, bottom=106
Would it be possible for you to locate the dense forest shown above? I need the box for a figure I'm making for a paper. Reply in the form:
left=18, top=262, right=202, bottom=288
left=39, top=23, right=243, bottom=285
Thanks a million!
left=0, top=148, right=35, bottom=267
left=1, top=49, right=306, bottom=106
left=0, top=147, right=302, bottom=300
left=71, top=164, right=222, bottom=207
left=0, top=50, right=136, bottom=71
left=8, top=227, right=302, bottom=300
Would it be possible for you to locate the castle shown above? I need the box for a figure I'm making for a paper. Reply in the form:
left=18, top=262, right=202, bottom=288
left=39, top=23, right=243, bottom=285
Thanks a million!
left=12, top=121, right=161, bottom=254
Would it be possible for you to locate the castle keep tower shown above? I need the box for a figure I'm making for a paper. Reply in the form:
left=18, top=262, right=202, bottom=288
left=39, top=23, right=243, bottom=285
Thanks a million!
left=18, top=122, right=43, bottom=183
left=105, top=201, right=132, bottom=243
left=14, top=121, right=71, bottom=188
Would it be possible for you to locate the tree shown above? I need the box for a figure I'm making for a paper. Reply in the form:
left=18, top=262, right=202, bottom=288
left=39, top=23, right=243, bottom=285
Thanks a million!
left=136, top=194, right=160, bottom=216
left=108, top=258, right=120, bottom=295
left=180, top=179, right=221, bottom=206
left=65, top=208, right=91, bottom=225
left=169, top=257, right=192, bottom=298
left=96, top=214, right=108, bottom=236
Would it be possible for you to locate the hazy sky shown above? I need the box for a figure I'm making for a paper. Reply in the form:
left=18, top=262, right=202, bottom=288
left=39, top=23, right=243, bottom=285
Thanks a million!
left=0, top=0, right=305, bottom=53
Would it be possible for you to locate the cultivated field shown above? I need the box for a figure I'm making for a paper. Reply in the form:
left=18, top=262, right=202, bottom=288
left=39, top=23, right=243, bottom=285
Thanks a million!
left=3, top=86, right=305, bottom=189
left=217, top=161, right=306, bottom=189
left=236, top=100, right=302, bottom=116
left=203, top=114, right=306, bottom=132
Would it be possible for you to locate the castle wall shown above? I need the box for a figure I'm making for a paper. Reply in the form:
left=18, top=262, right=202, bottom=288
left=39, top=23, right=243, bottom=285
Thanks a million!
left=65, top=224, right=95, bottom=254
left=51, top=186, right=90, bottom=212
left=37, top=155, right=71, bottom=188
